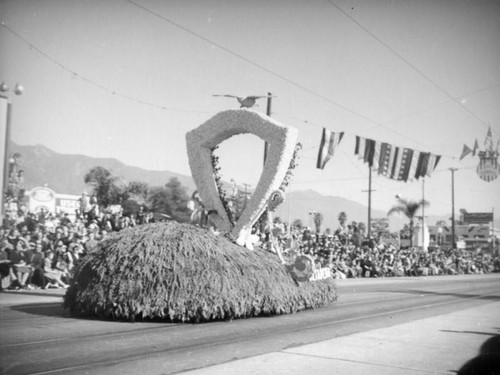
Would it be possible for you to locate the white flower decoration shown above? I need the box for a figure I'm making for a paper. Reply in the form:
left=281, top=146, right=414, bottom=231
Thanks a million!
left=236, top=228, right=260, bottom=251
left=186, top=109, right=298, bottom=240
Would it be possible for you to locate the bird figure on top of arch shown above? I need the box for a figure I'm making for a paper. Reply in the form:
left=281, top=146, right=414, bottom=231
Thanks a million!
left=213, top=94, right=275, bottom=108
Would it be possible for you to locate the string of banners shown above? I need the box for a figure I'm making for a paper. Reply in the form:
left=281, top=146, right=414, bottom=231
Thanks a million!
left=354, top=136, right=441, bottom=181
left=460, top=126, right=499, bottom=182
left=316, top=128, right=441, bottom=182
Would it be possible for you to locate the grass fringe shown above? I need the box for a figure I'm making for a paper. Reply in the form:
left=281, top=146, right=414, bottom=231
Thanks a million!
left=64, top=222, right=337, bottom=323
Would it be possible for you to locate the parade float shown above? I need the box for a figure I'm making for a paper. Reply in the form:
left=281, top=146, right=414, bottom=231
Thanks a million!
left=64, top=109, right=337, bottom=322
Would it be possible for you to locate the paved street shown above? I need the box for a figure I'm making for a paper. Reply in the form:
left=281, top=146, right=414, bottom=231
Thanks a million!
left=1, top=274, right=499, bottom=374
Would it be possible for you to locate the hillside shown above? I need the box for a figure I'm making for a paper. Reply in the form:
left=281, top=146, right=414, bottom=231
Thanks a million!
left=10, top=142, right=196, bottom=195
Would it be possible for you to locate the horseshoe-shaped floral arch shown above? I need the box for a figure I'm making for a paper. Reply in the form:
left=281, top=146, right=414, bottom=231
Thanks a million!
left=186, top=109, right=298, bottom=239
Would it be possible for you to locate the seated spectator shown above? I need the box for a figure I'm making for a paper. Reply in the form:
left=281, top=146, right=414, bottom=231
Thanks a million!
left=43, top=251, right=69, bottom=289
left=28, top=242, right=45, bottom=288
left=84, top=231, right=99, bottom=253
left=9, top=238, right=33, bottom=289
left=53, top=241, right=71, bottom=282
left=0, top=239, right=13, bottom=290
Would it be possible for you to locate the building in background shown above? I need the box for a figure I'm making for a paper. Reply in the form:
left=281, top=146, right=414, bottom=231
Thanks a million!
left=27, top=186, right=80, bottom=220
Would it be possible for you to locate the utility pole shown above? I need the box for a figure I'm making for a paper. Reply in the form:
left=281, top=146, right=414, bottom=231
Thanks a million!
left=0, top=82, right=24, bottom=221
left=362, top=167, right=376, bottom=238
left=263, top=93, right=273, bottom=231
left=450, top=168, right=458, bottom=249
left=263, top=92, right=272, bottom=164
left=491, top=207, right=495, bottom=253
left=242, top=183, right=251, bottom=209
left=422, top=177, right=425, bottom=251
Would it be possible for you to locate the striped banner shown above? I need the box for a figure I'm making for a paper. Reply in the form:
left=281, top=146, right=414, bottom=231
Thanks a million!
left=316, top=128, right=344, bottom=169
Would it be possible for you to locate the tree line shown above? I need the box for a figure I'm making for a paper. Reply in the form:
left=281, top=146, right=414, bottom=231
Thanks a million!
left=85, top=166, right=430, bottom=246
left=84, top=166, right=191, bottom=222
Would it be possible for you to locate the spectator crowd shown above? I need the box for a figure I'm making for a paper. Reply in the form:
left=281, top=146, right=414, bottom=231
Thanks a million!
left=0, top=193, right=157, bottom=291
left=1, top=195, right=499, bottom=291
left=272, top=224, right=500, bottom=279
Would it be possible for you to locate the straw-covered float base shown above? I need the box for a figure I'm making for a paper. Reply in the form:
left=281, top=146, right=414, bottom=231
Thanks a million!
left=64, top=222, right=337, bottom=322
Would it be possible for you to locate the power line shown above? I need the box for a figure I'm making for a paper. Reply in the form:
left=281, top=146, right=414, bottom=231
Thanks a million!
left=275, top=111, right=457, bottom=158
left=1, top=22, right=215, bottom=115
left=122, top=0, right=440, bottom=150
left=325, top=0, right=495, bottom=134
left=293, top=176, right=367, bottom=184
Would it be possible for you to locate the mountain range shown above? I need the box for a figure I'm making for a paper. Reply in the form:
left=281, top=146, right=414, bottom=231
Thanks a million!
left=10, top=142, right=196, bottom=195
left=10, top=142, right=483, bottom=230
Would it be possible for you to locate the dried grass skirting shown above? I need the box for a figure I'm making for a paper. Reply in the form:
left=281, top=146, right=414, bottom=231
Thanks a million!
left=64, top=222, right=337, bottom=323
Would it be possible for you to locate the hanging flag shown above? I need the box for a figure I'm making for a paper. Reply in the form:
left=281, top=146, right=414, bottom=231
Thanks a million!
left=389, top=147, right=401, bottom=179
left=460, top=144, right=473, bottom=160
left=354, top=136, right=360, bottom=155
left=364, top=139, right=376, bottom=167
left=378, top=143, right=392, bottom=175
left=472, top=139, right=479, bottom=156
left=355, top=136, right=366, bottom=159
left=408, top=151, right=420, bottom=181
left=354, top=134, right=441, bottom=181
left=484, top=126, right=493, bottom=149
left=371, top=141, right=382, bottom=171
left=425, top=154, right=441, bottom=177
left=415, top=152, right=430, bottom=179
left=397, top=148, right=414, bottom=181
left=316, top=128, right=344, bottom=169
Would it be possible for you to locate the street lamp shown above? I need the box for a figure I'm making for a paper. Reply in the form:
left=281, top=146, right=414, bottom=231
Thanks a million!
left=437, top=226, right=443, bottom=246
left=0, top=81, right=24, bottom=220
left=0, top=82, right=24, bottom=96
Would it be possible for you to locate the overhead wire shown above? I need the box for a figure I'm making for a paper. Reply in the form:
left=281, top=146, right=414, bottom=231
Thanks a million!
left=1, top=22, right=216, bottom=115
left=122, top=0, right=449, bottom=152
left=3, top=6, right=496, bottom=204
left=325, top=0, right=496, bottom=135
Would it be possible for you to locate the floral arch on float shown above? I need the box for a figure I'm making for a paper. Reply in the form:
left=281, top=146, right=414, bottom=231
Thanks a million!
left=64, top=108, right=337, bottom=323
left=186, top=109, right=298, bottom=240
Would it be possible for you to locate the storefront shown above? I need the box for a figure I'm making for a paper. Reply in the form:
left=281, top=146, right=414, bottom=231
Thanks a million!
left=28, top=186, right=80, bottom=219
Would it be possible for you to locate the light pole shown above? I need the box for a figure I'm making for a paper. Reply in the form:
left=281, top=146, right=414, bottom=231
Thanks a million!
left=450, top=168, right=458, bottom=249
left=0, top=81, right=24, bottom=221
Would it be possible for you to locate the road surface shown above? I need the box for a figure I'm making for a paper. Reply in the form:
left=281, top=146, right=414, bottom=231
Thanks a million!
left=1, top=274, right=499, bottom=374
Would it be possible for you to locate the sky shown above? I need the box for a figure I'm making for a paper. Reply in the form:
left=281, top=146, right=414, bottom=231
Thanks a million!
left=1, top=0, right=499, bottom=223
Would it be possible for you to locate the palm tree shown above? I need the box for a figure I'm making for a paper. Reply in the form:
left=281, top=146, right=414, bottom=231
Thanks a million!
left=313, top=212, right=324, bottom=233
left=292, top=219, right=303, bottom=230
left=388, top=196, right=429, bottom=248
left=338, top=211, right=347, bottom=228
left=84, top=166, right=121, bottom=207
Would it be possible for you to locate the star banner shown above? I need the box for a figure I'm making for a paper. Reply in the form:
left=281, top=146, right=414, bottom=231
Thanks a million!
left=354, top=135, right=441, bottom=182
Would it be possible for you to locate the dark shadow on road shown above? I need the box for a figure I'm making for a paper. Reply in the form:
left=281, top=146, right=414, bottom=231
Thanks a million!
left=381, top=288, right=500, bottom=301
left=10, top=302, right=77, bottom=319
left=454, top=330, right=500, bottom=375
left=0, top=289, right=64, bottom=298
left=441, top=330, right=497, bottom=337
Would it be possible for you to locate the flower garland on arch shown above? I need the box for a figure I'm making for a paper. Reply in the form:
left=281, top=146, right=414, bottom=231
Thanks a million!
left=210, top=145, right=235, bottom=227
